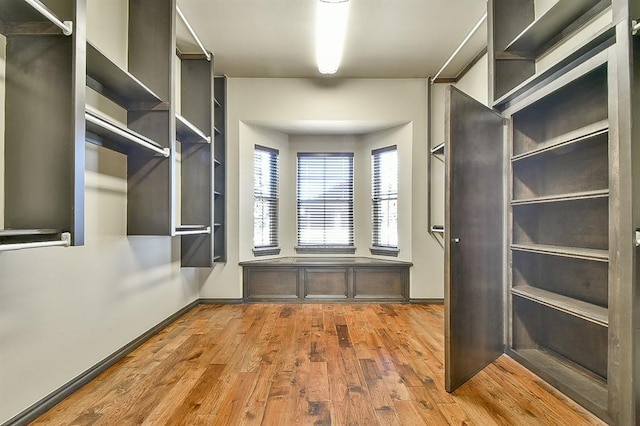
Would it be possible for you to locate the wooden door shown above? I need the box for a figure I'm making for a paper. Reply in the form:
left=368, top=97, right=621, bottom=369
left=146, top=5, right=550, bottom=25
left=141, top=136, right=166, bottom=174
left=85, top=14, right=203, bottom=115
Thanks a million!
left=444, top=86, right=505, bottom=392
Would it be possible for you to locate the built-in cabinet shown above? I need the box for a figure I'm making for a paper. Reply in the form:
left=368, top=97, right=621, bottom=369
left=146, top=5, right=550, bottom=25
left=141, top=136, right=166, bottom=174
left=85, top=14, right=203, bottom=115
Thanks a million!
left=1, top=0, right=226, bottom=265
left=445, top=1, right=638, bottom=424
left=0, top=0, right=86, bottom=247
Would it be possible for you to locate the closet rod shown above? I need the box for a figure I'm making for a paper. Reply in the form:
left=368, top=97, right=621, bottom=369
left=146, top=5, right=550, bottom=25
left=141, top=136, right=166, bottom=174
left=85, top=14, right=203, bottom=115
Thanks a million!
left=430, top=12, right=487, bottom=84
left=85, top=112, right=171, bottom=158
left=176, top=6, right=212, bottom=61
left=175, top=227, right=211, bottom=236
left=24, top=0, right=73, bottom=35
left=0, top=232, right=71, bottom=252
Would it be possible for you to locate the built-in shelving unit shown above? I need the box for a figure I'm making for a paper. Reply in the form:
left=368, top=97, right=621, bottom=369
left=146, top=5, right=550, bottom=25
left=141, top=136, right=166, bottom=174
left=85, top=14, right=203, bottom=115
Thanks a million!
left=507, top=52, right=611, bottom=420
left=176, top=51, right=216, bottom=266
left=1, top=0, right=86, bottom=247
left=213, top=76, right=227, bottom=262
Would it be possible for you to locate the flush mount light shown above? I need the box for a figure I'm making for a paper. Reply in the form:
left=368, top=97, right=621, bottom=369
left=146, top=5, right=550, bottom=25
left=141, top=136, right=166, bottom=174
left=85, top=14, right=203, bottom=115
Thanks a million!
left=315, top=0, right=350, bottom=75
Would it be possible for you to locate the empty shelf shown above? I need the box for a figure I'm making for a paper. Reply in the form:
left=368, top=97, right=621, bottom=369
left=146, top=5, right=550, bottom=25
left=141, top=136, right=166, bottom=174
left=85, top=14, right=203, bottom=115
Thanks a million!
left=86, top=42, right=164, bottom=107
left=85, top=108, right=170, bottom=157
left=494, top=25, right=615, bottom=107
left=504, top=0, right=606, bottom=53
left=176, top=114, right=210, bottom=144
left=512, top=120, right=608, bottom=162
left=430, top=143, right=445, bottom=155
left=511, top=189, right=609, bottom=206
left=512, top=286, right=607, bottom=326
left=175, top=225, right=211, bottom=236
left=511, top=243, right=608, bottom=262
left=509, top=348, right=608, bottom=418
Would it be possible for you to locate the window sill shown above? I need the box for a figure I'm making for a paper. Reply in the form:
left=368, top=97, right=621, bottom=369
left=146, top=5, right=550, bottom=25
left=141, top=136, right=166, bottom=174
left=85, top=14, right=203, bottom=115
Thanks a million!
left=295, top=246, right=356, bottom=255
left=370, top=247, right=400, bottom=257
left=253, top=247, right=281, bottom=257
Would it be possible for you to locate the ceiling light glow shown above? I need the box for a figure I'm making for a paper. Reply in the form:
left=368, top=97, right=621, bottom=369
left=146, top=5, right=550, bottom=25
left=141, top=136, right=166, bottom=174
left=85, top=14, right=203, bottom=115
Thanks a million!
left=315, top=0, right=350, bottom=75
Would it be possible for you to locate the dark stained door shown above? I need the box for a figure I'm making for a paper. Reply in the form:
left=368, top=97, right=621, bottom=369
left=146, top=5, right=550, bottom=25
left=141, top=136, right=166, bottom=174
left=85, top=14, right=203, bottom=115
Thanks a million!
left=444, top=86, right=505, bottom=392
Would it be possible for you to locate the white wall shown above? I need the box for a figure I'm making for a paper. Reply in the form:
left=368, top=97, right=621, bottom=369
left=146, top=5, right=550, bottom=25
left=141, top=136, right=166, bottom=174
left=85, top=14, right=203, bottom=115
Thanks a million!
left=200, top=78, right=440, bottom=299
left=0, top=1, right=200, bottom=423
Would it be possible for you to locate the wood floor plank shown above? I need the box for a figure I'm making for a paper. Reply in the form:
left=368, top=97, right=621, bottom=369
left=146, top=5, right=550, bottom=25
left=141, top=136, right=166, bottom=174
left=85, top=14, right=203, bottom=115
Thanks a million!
left=32, top=303, right=606, bottom=425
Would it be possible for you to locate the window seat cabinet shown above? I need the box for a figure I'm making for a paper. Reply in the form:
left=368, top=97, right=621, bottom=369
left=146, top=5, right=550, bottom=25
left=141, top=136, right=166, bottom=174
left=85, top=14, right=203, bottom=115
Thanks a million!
left=240, top=257, right=411, bottom=302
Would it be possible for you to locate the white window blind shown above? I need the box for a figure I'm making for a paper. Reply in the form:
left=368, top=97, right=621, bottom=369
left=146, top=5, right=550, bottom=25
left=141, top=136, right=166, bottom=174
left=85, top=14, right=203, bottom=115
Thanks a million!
left=297, top=153, right=354, bottom=248
left=372, top=146, right=398, bottom=248
left=254, top=145, right=279, bottom=250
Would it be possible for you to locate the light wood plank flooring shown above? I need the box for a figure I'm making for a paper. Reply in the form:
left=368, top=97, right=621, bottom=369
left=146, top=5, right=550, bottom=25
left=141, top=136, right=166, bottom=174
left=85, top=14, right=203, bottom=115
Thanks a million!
left=33, top=304, right=605, bottom=425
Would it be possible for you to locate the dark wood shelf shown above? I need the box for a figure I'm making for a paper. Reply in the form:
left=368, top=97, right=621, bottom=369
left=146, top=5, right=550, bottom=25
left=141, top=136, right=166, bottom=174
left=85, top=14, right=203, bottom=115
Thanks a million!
left=508, top=348, right=608, bottom=420
left=494, top=25, right=615, bottom=108
left=512, top=120, right=608, bottom=162
left=511, top=189, right=609, bottom=206
left=176, top=114, right=210, bottom=144
left=511, top=243, right=609, bottom=262
left=512, top=285, right=608, bottom=326
left=85, top=108, right=169, bottom=157
left=86, top=42, right=164, bottom=108
left=504, top=0, right=607, bottom=53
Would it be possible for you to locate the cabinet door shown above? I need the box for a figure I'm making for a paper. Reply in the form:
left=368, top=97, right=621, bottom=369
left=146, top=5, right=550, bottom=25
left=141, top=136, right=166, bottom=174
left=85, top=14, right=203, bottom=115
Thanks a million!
left=444, top=86, right=505, bottom=392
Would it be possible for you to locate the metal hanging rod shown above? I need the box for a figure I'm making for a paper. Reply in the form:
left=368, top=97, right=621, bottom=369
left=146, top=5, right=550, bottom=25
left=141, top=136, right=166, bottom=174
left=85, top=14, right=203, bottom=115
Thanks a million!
left=430, top=225, right=444, bottom=234
left=175, top=226, right=211, bottom=236
left=430, top=12, right=487, bottom=84
left=0, top=232, right=71, bottom=252
left=85, top=111, right=171, bottom=158
left=24, top=0, right=73, bottom=35
left=176, top=6, right=212, bottom=61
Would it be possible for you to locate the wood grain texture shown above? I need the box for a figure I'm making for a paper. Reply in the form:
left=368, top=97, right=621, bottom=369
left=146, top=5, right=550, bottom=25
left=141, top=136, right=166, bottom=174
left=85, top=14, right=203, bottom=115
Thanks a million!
left=32, top=304, right=605, bottom=425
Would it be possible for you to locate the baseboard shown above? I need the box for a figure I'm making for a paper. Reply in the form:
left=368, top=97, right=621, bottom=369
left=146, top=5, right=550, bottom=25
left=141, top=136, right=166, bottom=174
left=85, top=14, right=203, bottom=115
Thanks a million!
left=410, top=298, right=444, bottom=304
left=3, top=300, right=200, bottom=426
left=4, top=296, right=440, bottom=425
left=199, top=298, right=244, bottom=305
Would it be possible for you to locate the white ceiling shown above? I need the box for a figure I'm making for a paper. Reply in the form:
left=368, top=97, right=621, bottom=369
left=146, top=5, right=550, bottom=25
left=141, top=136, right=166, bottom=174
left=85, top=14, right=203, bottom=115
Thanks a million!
left=176, top=0, right=488, bottom=79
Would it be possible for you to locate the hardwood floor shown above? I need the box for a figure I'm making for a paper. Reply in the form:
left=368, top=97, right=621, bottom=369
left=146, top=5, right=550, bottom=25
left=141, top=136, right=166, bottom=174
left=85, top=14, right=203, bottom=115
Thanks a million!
left=33, top=304, right=605, bottom=425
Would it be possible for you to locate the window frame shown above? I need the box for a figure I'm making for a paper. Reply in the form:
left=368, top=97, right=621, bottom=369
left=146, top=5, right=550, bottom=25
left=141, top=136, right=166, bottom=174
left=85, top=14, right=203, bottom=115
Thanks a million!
left=295, top=152, right=356, bottom=254
left=371, top=145, right=399, bottom=257
left=253, top=144, right=280, bottom=256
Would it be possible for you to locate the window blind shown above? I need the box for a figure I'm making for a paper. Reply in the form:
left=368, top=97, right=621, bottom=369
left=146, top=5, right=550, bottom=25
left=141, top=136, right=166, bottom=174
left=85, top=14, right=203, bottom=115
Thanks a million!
left=372, top=146, right=398, bottom=248
left=254, top=145, right=279, bottom=249
left=297, top=153, right=354, bottom=247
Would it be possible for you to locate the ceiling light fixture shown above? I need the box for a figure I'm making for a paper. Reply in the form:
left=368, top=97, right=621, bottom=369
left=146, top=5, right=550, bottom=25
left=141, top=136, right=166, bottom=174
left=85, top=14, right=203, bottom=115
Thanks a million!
left=315, top=0, right=350, bottom=75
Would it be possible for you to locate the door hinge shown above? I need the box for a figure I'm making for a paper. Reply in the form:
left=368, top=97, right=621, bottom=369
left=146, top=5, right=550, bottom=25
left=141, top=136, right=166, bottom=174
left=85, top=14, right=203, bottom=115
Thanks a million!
left=633, top=19, right=640, bottom=36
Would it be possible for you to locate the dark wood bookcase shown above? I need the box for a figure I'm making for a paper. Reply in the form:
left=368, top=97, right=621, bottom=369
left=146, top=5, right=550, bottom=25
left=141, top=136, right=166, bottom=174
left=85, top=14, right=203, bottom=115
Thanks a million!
left=445, top=1, right=639, bottom=424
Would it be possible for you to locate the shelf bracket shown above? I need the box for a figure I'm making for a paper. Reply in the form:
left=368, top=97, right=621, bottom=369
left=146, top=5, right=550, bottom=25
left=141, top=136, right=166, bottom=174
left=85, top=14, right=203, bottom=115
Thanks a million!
left=633, top=19, right=640, bottom=36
